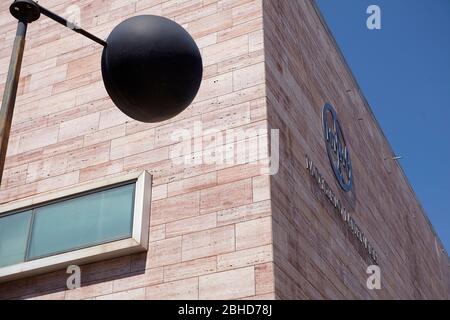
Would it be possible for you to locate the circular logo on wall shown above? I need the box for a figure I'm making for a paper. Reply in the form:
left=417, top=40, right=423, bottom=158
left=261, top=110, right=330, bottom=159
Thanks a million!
left=322, top=103, right=353, bottom=192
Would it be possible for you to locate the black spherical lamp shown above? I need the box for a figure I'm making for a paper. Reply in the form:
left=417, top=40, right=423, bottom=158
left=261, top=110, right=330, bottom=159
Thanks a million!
left=101, top=15, right=203, bottom=123
left=1, top=1, right=204, bottom=184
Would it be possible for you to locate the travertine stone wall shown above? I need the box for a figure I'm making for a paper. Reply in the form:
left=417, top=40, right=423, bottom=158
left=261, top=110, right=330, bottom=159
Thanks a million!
left=0, top=0, right=448, bottom=300
left=0, top=0, right=272, bottom=300
left=263, top=0, right=450, bottom=299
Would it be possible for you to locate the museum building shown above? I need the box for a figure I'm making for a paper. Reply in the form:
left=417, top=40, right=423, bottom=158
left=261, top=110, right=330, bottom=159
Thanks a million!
left=0, top=0, right=448, bottom=299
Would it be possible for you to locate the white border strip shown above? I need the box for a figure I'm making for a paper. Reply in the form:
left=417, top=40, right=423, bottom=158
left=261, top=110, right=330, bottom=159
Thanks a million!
left=0, top=171, right=152, bottom=283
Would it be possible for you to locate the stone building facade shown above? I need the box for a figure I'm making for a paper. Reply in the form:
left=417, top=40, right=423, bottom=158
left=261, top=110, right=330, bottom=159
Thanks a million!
left=0, top=0, right=448, bottom=299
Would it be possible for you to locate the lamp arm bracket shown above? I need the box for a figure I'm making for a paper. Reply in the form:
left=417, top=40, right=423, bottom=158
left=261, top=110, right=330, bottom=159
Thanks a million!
left=10, top=0, right=107, bottom=47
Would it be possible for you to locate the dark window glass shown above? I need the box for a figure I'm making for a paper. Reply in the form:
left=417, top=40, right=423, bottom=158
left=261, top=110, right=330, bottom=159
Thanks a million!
left=0, top=183, right=135, bottom=268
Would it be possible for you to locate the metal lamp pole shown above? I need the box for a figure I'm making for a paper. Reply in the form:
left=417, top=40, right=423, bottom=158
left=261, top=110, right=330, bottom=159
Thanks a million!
left=0, top=0, right=106, bottom=184
left=0, top=0, right=202, bottom=186
left=0, top=19, right=28, bottom=185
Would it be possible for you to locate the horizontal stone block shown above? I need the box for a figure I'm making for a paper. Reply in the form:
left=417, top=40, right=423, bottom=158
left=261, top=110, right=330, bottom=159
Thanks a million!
left=113, top=268, right=164, bottom=292
left=217, top=163, right=264, bottom=185
left=151, top=184, right=168, bottom=201
left=252, top=175, right=271, bottom=202
left=166, top=212, right=217, bottom=239
left=98, top=107, right=132, bottom=131
left=168, top=172, right=217, bottom=197
left=26, top=154, right=68, bottom=183
left=151, top=191, right=200, bottom=225
left=199, top=267, right=255, bottom=300
left=123, top=147, right=169, bottom=171
left=18, top=125, right=59, bottom=154
left=255, top=262, right=275, bottom=295
left=217, top=244, right=272, bottom=271
left=149, top=225, right=166, bottom=243
left=67, top=52, right=101, bottom=80
left=203, top=35, right=249, bottom=66
left=164, top=256, right=217, bottom=282
left=97, top=288, right=145, bottom=300
left=233, top=62, right=265, bottom=91
left=188, top=10, right=233, bottom=38
left=59, top=112, right=100, bottom=142
left=110, top=129, right=156, bottom=160
left=217, top=200, right=271, bottom=226
left=65, top=281, right=113, bottom=300
left=66, top=142, right=110, bottom=171
left=145, top=277, right=198, bottom=300
left=236, top=217, right=272, bottom=251
left=182, top=225, right=235, bottom=261
left=36, top=171, right=79, bottom=194
left=200, top=179, right=253, bottom=214
left=147, top=237, right=182, bottom=268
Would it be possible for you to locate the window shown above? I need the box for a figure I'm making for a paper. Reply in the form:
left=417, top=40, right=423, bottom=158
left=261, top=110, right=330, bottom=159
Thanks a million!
left=0, top=211, right=32, bottom=268
left=0, top=171, right=151, bottom=282
left=0, top=183, right=135, bottom=266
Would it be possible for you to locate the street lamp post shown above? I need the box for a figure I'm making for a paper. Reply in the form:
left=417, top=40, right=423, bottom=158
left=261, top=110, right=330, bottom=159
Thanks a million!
left=0, top=0, right=203, bottom=185
left=0, top=1, right=39, bottom=184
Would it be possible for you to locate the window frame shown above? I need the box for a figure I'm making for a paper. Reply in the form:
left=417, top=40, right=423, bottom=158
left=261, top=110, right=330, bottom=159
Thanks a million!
left=0, top=171, right=151, bottom=283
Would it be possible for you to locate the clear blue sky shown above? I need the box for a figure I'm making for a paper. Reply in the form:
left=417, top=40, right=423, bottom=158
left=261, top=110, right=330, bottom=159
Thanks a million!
left=316, top=0, right=450, bottom=252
